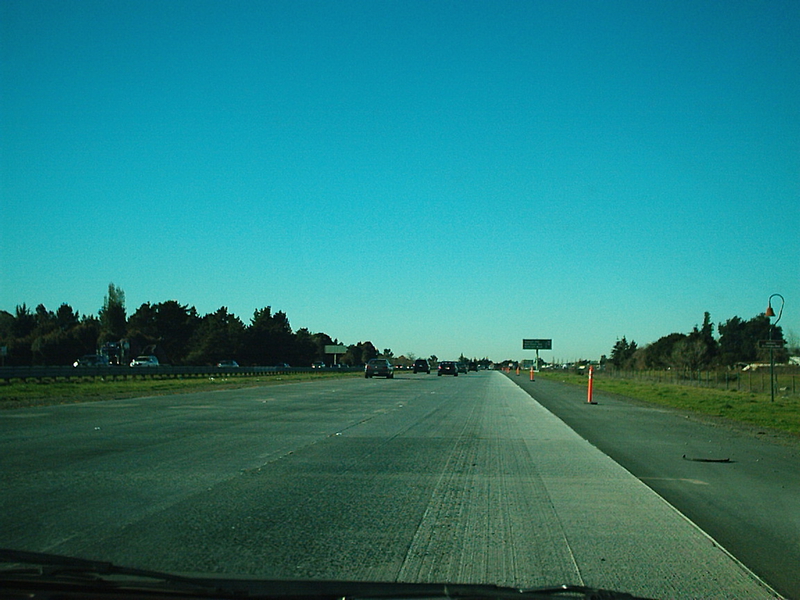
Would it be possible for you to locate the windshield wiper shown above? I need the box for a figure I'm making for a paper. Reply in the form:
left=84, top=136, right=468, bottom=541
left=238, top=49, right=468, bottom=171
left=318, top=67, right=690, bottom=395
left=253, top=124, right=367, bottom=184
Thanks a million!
left=0, top=549, right=655, bottom=600
left=0, top=548, right=226, bottom=595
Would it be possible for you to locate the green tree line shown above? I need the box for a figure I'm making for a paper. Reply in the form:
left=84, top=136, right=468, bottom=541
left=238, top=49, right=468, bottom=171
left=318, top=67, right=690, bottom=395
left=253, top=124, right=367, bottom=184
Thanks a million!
left=0, top=284, right=381, bottom=367
left=609, top=311, right=792, bottom=370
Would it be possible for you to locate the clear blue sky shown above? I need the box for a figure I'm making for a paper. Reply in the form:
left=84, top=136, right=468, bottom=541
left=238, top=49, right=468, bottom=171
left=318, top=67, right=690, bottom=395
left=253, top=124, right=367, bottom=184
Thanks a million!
left=2, top=0, right=798, bottom=362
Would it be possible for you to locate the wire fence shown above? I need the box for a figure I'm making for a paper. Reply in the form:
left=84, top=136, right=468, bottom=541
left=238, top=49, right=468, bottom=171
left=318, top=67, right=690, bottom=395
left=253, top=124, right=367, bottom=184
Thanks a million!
left=604, top=367, right=799, bottom=396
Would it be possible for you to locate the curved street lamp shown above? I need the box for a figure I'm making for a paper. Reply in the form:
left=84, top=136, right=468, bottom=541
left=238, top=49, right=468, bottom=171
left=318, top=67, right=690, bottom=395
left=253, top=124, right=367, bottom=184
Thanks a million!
left=765, top=294, right=785, bottom=402
left=765, top=294, right=784, bottom=323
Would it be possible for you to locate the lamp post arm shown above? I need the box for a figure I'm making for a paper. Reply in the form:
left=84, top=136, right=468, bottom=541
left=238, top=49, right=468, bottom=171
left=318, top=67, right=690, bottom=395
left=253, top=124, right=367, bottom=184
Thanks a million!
left=768, top=293, right=785, bottom=327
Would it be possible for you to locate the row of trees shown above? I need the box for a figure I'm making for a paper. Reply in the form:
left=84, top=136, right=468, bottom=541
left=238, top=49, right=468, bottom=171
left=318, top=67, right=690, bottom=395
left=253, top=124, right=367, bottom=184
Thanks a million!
left=0, top=284, right=389, bottom=367
left=609, top=311, right=792, bottom=371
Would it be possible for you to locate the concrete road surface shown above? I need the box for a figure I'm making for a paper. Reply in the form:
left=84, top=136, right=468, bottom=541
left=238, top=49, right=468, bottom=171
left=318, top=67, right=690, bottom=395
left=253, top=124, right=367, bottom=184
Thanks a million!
left=504, top=372, right=799, bottom=599
left=0, top=372, right=781, bottom=598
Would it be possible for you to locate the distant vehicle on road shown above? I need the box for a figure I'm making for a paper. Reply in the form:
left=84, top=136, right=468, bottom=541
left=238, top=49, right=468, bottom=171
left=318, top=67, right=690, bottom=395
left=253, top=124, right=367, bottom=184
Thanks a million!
left=365, top=358, right=394, bottom=379
left=413, top=359, right=430, bottom=374
left=468, top=361, right=478, bottom=371
left=311, top=361, right=326, bottom=369
left=216, top=360, right=239, bottom=368
left=130, top=355, right=159, bottom=368
left=72, top=354, right=109, bottom=368
left=438, top=361, right=458, bottom=376
left=457, top=362, right=468, bottom=374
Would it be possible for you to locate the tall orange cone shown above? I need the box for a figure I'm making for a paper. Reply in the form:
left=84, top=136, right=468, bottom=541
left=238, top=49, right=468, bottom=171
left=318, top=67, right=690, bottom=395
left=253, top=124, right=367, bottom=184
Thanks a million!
left=587, top=365, right=596, bottom=404
left=530, top=367, right=535, bottom=381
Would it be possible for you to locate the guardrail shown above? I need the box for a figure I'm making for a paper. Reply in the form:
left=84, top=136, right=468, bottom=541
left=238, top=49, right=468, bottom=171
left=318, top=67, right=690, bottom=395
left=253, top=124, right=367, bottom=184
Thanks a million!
left=0, top=365, right=358, bottom=382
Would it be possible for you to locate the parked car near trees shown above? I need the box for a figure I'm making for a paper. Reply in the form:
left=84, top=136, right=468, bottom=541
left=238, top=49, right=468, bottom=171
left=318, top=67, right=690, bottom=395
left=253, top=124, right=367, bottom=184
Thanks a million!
left=72, top=354, right=109, bottom=367
left=130, top=355, right=159, bottom=367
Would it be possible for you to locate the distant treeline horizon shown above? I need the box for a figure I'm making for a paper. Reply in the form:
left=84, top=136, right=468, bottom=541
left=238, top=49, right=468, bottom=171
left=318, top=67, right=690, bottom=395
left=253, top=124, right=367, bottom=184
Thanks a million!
left=0, top=285, right=791, bottom=370
left=0, top=284, right=476, bottom=368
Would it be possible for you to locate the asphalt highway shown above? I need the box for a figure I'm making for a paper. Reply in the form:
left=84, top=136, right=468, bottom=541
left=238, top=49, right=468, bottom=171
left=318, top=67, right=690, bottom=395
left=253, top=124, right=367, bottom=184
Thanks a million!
left=504, top=372, right=800, bottom=599
left=0, top=371, right=784, bottom=598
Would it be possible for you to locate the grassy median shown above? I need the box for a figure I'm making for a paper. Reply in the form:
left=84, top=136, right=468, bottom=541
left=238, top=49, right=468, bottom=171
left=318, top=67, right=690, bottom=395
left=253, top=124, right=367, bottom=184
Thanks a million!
left=0, top=371, right=362, bottom=410
left=536, top=370, right=800, bottom=437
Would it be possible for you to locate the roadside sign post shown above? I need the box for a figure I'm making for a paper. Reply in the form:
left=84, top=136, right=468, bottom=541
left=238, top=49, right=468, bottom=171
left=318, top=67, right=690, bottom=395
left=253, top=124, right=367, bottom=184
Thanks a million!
left=759, top=339, right=785, bottom=402
left=324, top=345, right=347, bottom=366
left=758, top=340, right=785, bottom=348
left=522, top=339, right=552, bottom=376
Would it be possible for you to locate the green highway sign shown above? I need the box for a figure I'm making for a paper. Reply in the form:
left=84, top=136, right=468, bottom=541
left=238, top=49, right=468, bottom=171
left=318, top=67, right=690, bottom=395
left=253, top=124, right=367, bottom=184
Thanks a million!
left=523, top=339, right=552, bottom=350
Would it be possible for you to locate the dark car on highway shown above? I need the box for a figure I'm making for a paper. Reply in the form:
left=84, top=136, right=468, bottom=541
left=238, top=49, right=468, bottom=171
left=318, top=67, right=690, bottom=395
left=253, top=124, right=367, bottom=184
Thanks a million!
left=72, top=354, right=109, bottom=367
left=412, top=358, right=430, bottom=374
left=365, top=358, right=394, bottom=378
left=438, top=361, right=458, bottom=376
